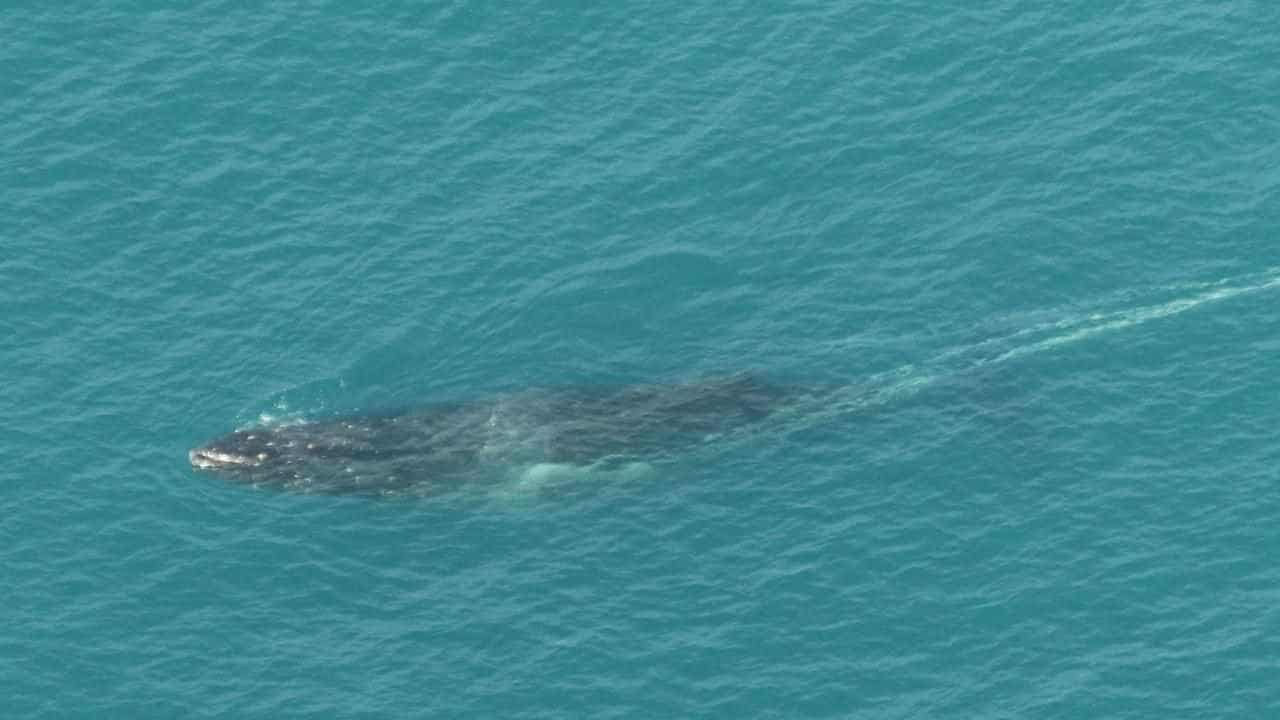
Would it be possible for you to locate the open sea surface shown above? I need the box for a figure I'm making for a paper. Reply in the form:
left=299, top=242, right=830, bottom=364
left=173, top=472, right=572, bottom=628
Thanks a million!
left=5, top=2, right=1280, bottom=717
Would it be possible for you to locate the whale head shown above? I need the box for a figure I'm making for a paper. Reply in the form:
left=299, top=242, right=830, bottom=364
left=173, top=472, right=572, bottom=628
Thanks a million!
left=188, top=418, right=427, bottom=493
left=189, top=429, right=285, bottom=472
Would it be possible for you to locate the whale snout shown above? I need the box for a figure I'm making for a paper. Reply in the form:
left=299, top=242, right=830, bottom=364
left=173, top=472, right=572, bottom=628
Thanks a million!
left=189, top=424, right=295, bottom=474
left=189, top=445, right=266, bottom=470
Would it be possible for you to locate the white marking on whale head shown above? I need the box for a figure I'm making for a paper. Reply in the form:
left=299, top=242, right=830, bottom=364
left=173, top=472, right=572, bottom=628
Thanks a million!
left=188, top=447, right=263, bottom=469
left=189, top=428, right=286, bottom=471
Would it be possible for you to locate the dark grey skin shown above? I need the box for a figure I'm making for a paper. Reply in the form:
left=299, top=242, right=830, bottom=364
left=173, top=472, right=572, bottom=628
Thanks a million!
left=189, top=374, right=797, bottom=495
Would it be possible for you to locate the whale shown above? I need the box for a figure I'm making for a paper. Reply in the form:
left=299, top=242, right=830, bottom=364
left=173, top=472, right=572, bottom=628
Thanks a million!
left=189, top=373, right=796, bottom=495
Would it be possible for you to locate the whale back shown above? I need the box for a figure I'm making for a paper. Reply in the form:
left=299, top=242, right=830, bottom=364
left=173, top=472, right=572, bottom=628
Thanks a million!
left=189, top=374, right=793, bottom=495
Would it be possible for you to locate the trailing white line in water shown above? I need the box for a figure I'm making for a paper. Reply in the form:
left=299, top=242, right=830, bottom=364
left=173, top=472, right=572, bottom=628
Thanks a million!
left=717, top=267, right=1280, bottom=449
left=980, top=272, right=1280, bottom=366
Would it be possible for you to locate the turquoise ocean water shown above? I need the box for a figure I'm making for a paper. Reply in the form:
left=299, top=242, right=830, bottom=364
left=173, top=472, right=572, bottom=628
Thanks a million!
left=5, top=2, right=1280, bottom=716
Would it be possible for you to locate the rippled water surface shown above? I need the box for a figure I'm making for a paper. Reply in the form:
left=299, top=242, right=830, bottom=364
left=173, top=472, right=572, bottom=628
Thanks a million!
left=5, top=2, right=1280, bottom=717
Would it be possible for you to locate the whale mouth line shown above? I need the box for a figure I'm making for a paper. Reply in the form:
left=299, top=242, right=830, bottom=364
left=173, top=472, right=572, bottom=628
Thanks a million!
left=189, top=448, right=261, bottom=469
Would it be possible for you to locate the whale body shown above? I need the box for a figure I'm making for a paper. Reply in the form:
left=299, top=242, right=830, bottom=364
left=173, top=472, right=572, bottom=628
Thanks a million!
left=189, top=374, right=794, bottom=495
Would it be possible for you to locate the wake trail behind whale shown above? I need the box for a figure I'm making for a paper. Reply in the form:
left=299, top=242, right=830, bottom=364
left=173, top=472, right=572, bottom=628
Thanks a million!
left=714, top=267, right=1280, bottom=454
